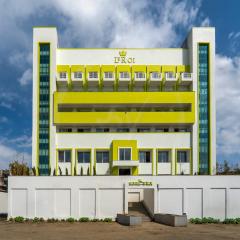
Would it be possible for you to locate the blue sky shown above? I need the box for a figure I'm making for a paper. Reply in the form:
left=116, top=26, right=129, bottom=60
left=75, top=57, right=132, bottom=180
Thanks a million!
left=0, top=0, right=240, bottom=169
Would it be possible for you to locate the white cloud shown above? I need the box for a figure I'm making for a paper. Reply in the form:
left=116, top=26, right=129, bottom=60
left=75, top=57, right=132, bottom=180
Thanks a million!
left=216, top=54, right=240, bottom=155
left=18, top=68, right=32, bottom=86
left=8, top=135, right=32, bottom=148
left=201, top=17, right=210, bottom=27
left=51, top=0, right=202, bottom=48
left=0, top=143, right=31, bottom=169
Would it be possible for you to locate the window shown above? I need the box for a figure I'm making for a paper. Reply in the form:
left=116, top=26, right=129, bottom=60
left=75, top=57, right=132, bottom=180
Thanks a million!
left=177, top=150, right=189, bottom=163
left=58, top=150, right=71, bottom=163
left=135, top=72, right=145, bottom=79
left=74, top=71, right=82, bottom=79
left=156, top=128, right=169, bottom=132
left=96, top=128, right=109, bottom=132
left=77, top=128, right=91, bottom=132
left=166, top=72, right=175, bottom=78
left=77, top=151, right=91, bottom=163
left=96, top=151, right=109, bottom=163
left=139, top=150, right=151, bottom=163
left=120, top=72, right=129, bottom=79
left=137, top=128, right=150, bottom=132
left=59, top=72, right=67, bottom=79
left=116, top=128, right=129, bottom=132
left=89, top=71, right=98, bottom=79
left=59, top=128, right=72, bottom=133
left=104, top=72, right=113, bottom=79
left=151, top=72, right=160, bottom=79
left=119, top=148, right=131, bottom=161
left=158, top=151, right=170, bottom=163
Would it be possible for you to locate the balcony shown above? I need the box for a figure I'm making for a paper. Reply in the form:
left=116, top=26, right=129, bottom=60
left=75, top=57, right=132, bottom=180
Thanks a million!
left=56, top=73, right=68, bottom=88
left=179, top=72, right=193, bottom=87
left=149, top=72, right=162, bottom=90
left=71, top=72, right=84, bottom=88
left=103, top=73, right=115, bottom=87
left=87, top=72, right=99, bottom=88
left=118, top=72, right=131, bottom=88
left=112, top=160, right=139, bottom=167
left=134, top=72, right=146, bottom=88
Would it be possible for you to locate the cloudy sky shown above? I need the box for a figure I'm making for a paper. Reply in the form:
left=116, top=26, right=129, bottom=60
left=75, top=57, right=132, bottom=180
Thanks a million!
left=0, top=0, right=240, bottom=169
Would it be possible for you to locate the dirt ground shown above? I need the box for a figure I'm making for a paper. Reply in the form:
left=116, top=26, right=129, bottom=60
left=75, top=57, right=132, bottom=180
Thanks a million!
left=0, top=221, right=240, bottom=240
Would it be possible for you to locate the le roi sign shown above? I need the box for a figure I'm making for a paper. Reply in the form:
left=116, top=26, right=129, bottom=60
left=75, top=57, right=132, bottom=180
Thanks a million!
left=114, top=50, right=135, bottom=64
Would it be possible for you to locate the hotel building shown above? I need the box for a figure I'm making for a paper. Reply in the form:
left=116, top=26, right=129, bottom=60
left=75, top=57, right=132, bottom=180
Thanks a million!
left=32, top=27, right=216, bottom=176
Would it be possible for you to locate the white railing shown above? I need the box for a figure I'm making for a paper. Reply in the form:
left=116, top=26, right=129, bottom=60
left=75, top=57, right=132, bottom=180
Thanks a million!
left=112, top=160, right=139, bottom=167
left=181, top=72, right=193, bottom=81
left=150, top=72, right=162, bottom=81
left=165, top=72, right=178, bottom=81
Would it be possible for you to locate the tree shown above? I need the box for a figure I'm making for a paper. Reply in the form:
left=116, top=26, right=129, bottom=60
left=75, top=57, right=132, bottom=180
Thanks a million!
left=9, top=161, right=30, bottom=176
left=65, top=168, right=69, bottom=176
left=87, top=167, right=90, bottom=176
left=80, top=166, right=83, bottom=176
left=223, top=160, right=230, bottom=174
left=32, top=167, right=36, bottom=176
left=59, top=167, right=62, bottom=176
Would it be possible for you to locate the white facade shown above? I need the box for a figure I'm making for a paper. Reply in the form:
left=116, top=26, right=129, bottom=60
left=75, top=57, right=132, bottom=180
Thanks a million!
left=32, top=27, right=216, bottom=177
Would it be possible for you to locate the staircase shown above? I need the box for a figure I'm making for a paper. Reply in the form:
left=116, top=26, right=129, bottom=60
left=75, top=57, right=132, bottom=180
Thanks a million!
left=128, top=202, right=152, bottom=222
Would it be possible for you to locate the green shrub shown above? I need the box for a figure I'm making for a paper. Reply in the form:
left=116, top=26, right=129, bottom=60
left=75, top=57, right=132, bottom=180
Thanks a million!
left=8, top=217, right=14, bottom=222
left=190, top=217, right=220, bottom=224
left=14, top=216, right=24, bottom=223
left=66, top=217, right=75, bottom=223
left=103, top=218, right=112, bottom=222
left=79, top=217, right=89, bottom=222
left=47, top=218, right=57, bottom=223
left=91, top=218, right=100, bottom=222
left=223, top=218, right=240, bottom=224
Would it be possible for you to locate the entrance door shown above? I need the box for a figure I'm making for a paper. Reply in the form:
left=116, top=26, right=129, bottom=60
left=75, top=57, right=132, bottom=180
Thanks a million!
left=119, top=168, right=131, bottom=175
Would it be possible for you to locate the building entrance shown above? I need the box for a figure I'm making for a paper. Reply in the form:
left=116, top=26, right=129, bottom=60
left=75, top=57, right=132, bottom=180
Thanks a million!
left=119, top=168, right=131, bottom=175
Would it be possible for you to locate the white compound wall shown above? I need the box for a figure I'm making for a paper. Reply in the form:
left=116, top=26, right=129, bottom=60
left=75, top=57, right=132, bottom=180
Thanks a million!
left=8, top=176, right=240, bottom=220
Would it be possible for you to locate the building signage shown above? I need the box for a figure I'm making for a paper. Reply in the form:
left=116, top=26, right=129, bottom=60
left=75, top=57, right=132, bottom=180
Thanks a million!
left=128, top=179, right=152, bottom=186
left=114, top=50, right=135, bottom=64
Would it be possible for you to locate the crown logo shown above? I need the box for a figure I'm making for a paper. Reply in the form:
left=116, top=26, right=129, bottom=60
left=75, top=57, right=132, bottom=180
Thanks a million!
left=119, top=50, right=127, bottom=57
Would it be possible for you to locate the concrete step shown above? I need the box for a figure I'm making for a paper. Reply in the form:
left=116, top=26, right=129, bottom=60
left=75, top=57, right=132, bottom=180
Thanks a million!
left=128, top=202, right=152, bottom=222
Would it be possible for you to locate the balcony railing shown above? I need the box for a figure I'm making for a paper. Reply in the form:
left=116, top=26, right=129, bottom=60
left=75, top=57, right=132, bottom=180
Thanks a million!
left=180, top=72, right=193, bottom=81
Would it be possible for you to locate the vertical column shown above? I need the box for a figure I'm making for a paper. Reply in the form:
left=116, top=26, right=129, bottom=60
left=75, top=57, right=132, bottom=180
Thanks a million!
left=124, top=183, right=128, bottom=214
left=38, top=43, right=51, bottom=175
left=198, top=44, right=210, bottom=174
left=33, top=28, right=58, bottom=175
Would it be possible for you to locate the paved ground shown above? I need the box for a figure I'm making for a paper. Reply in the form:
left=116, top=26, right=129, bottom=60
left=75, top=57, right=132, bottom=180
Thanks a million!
left=0, top=221, right=240, bottom=240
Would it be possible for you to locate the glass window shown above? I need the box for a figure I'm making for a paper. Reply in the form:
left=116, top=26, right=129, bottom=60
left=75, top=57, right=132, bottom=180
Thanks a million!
left=158, top=151, right=170, bottom=163
left=137, top=128, right=150, bottom=132
left=96, top=151, right=109, bottom=163
left=135, top=72, right=145, bottom=78
left=104, top=72, right=113, bottom=78
left=166, top=71, right=175, bottom=78
left=58, top=150, right=71, bottom=163
left=74, top=71, right=82, bottom=79
left=77, top=151, right=91, bottom=163
left=59, top=72, right=67, bottom=79
left=120, top=72, right=129, bottom=78
left=177, top=151, right=188, bottom=163
left=119, top=148, right=131, bottom=161
left=139, top=150, right=151, bottom=163
left=151, top=72, right=160, bottom=79
left=116, top=128, right=129, bottom=132
left=96, top=128, right=109, bottom=132
left=77, top=128, right=91, bottom=132
left=89, top=71, right=98, bottom=78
